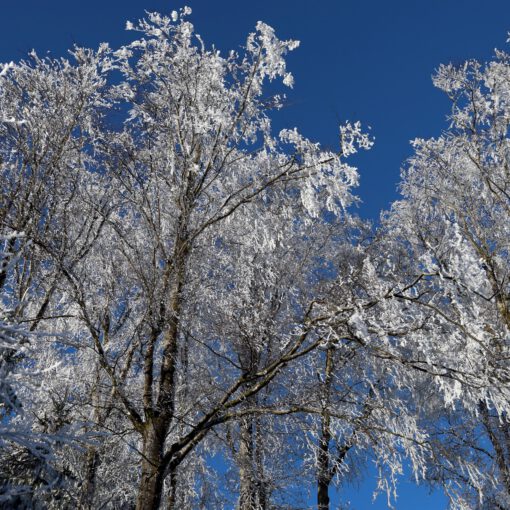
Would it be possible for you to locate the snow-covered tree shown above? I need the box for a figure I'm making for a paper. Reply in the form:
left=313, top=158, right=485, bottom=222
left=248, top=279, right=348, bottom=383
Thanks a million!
left=6, top=6, right=500, bottom=510
left=0, top=43, right=118, bottom=509
left=384, top=45, right=510, bottom=509
left=0, top=233, right=87, bottom=508
left=0, top=7, right=387, bottom=509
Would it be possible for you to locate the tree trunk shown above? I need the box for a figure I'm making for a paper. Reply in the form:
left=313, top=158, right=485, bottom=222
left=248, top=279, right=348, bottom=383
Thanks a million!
left=79, top=447, right=99, bottom=509
left=317, top=346, right=334, bottom=510
left=136, top=211, right=190, bottom=510
left=238, top=418, right=255, bottom=510
left=317, top=419, right=332, bottom=510
left=79, top=363, right=103, bottom=509
left=254, top=416, right=267, bottom=510
left=135, top=421, right=166, bottom=510
left=166, top=467, right=178, bottom=510
left=317, top=484, right=330, bottom=510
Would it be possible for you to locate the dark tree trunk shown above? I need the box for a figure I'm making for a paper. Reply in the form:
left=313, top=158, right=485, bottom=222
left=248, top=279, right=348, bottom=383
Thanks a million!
left=317, top=346, right=334, bottom=510
left=317, top=419, right=332, bottom=510
left=136, top=212, right=190, bottom=510
left=135, top=422, right=166, bottom=510
left=317, top=483, right=330, bottom=510
left=80, top=447, right=99, bottom=509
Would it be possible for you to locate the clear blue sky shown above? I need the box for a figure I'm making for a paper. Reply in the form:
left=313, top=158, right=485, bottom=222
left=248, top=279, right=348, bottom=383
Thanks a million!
left=3, top=0, right=510, bottom=222
left=3, top=1, right=508, bottom=507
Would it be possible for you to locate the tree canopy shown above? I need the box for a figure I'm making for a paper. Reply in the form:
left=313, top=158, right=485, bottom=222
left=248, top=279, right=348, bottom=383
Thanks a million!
left=1, top=6, right=510, bottom=510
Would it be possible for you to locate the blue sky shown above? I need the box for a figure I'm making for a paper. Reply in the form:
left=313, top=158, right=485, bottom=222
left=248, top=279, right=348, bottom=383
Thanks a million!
left=2, top=0, right=510, bottom=222
left=2, top=1, right=509, bottom=507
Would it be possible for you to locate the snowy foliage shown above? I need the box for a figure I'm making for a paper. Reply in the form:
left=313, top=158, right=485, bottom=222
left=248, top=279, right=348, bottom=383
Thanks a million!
left=2, top=6, right=510, bottom=510
left=382, top=46, right=510, bottom=509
